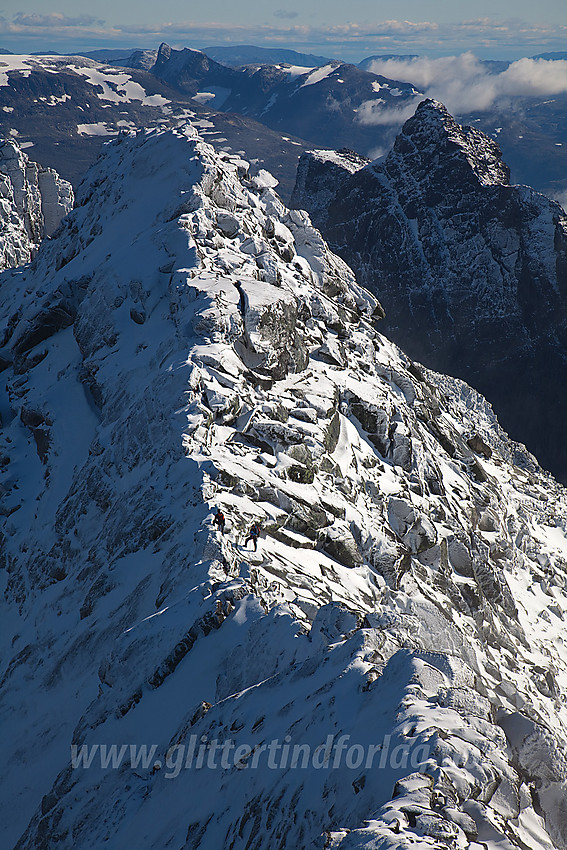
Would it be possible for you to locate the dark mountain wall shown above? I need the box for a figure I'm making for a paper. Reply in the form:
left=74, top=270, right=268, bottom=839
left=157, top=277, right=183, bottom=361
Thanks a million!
left=292, top=99, right=567, bottom=480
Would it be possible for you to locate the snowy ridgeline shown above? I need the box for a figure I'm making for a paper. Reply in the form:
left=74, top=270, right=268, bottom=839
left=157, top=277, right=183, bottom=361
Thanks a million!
left=0, top=138, right=73, bottom=271
left=1, top=125, right=567, bottom=849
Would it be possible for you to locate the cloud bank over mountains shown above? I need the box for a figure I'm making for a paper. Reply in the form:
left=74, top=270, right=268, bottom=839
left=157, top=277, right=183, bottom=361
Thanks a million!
left=358, top=54, right=567, bottom=124
left=0, top=13, right=566, bottom=58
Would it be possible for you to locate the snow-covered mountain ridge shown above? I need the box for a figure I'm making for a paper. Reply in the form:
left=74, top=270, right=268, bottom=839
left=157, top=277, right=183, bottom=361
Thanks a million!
left=1, top=124, right=567, bottom=849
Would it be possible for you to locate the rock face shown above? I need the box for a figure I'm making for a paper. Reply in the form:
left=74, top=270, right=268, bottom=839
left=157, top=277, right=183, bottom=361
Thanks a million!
left=0, top=138, right=73, bottom=270
left=291, top=98, right=567, bottom=482
left=290, top=147, right=369, bottom=228
left=2, top=124, right=567, bottom=850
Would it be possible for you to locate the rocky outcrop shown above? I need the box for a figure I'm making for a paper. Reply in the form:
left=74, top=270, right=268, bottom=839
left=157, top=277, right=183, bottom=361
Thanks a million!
left=290, top=148, right=369, bottom=225
left=292, top=99, right=567, bottom=482
left=0, top=139, right=73, bottom=271
left=237, top=279, right=308, bottom=380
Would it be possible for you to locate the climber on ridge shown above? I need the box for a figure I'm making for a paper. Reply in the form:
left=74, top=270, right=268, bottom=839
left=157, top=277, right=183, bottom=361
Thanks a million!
left=245, top=521, right=261, bottom=551
left=213, top=507, right=226, bottom=535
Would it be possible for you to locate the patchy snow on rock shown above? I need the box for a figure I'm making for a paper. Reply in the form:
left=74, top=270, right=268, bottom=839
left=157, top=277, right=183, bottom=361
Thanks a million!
left=0, top=54, right=36, bottom=86
left=70, top=65, right=170, bottom=106
left=0, top=137, right=73, bottom=270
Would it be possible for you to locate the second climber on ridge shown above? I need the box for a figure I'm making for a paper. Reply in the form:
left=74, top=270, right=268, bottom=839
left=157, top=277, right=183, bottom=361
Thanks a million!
left=245, top=521, right=261, bottom=551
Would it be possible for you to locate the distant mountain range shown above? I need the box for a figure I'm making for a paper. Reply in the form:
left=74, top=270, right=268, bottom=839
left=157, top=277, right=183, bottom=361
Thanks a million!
left=1, top=44, right=567, bottom=203
left=532, top=51, right=567, bottom=60
left=0, top=53, right=314, bottom=198
left=146, top=44, right=567, bottom=202
left=201, top=45, right=334, bottom=67
left=149, top=42, right=419, bottom=158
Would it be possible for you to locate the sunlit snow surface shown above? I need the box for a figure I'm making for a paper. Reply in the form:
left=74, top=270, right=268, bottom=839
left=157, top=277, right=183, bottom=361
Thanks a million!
left=1, top=125, right=567, bottom=849
left=0, top=55, right=169, bottom=107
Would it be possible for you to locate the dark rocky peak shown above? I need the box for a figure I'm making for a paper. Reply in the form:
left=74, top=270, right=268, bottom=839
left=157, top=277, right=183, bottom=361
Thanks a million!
left=291, top=100, right=567, bottom=481
left=155, top=41, right=172, bottom=64
left=388, top=98, right=510, bottom=188
left=151, top=42, right=238, bottom=94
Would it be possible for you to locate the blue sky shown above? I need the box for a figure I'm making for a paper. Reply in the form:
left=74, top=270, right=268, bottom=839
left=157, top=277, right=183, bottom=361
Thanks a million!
left=0, top=1, right=566, bottom=59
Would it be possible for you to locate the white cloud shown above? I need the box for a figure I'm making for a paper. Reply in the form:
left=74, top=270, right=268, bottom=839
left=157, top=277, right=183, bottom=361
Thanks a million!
left=498, top=57, right=567, bottom=97
left=552, top=189, right=567, bottom=214
left=365, top=53, right=567, bottom=115
left=367, top=145, right=387, bottom=160
left=13, top=12, right=102, bottom=28
left=356, top=99, right=417, bottom=126
left=1, top=14, right=567, bottom=60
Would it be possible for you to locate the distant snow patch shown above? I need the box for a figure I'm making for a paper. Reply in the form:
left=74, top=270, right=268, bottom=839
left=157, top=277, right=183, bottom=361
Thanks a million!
left=281, top=65, right=312, bottom=78
left=261, top=92, right=279, bottom=116
left=77, top=122, right=117, bottom=136
left=192, top=87, right=231, bottom=108
left=300, top=64, right=336, bottom=88
left=40, top=93, right=71, bottom=106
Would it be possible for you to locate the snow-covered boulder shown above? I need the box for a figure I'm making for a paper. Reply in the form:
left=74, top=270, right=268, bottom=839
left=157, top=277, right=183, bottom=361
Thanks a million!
left=237, top=278, right=308, bottom=380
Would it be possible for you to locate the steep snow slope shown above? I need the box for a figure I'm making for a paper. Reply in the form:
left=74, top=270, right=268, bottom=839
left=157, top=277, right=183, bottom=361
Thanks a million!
left=1, top=126, right=567, bottom=850
left=0, top=138, right=73, bottom=270
left=291, top=99, right=567, bottom=483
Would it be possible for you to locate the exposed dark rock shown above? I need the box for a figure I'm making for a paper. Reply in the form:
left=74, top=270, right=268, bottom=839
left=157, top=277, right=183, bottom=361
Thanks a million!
left=286, top=464, right=315, bottom=484
left=286, top=444, right=313, bottom=466
left=129, top=307, right=146, bottom=325
left=319, top=524, right=363, bottom=568
left=292, top=98, right=567, bottom=482
left=13, top=302, right=76, bottom=355
left=324, top=411, right=340, bottom=453
left=467, top=434, right=493, bottom=458
left=349, top=396, right=389, bottom=456
left=237, top=280, right=308, bottom=380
